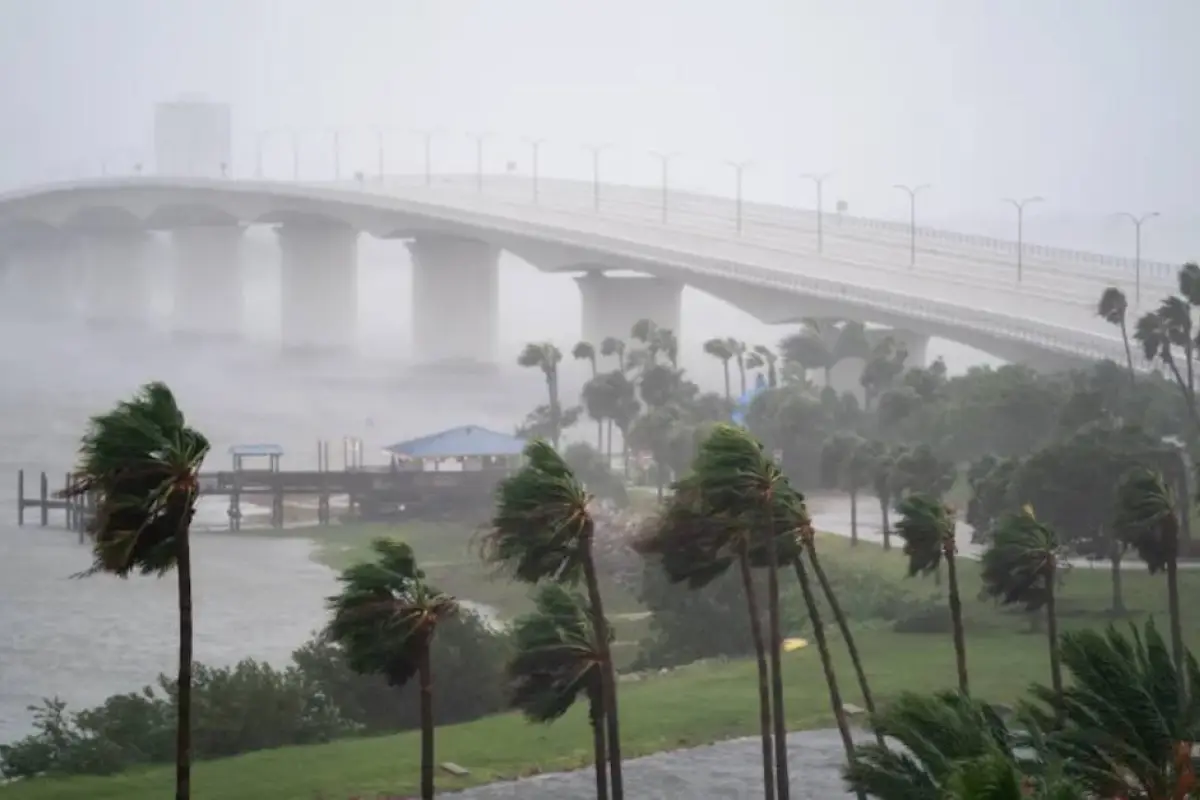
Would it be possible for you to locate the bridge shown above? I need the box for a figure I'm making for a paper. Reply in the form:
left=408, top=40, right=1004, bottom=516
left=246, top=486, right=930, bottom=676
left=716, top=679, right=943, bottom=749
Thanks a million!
left=0, top=172, right=1174, bottom=371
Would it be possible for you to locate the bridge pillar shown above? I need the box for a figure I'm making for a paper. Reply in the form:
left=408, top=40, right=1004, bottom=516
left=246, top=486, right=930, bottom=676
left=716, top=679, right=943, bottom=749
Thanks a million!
left=3, top=237, right=75, bottom=315
left=575, top=272, right=683, bottom=344
left=79, top=230, right=151, bottom=326
left=171, top=225, right=245, bottom=340
left=277, top=221, right=360, bottom=353
left=407, top=235, right=500, bottom=364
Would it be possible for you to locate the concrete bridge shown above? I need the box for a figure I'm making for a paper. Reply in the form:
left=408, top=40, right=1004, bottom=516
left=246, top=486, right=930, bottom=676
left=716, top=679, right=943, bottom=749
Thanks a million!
left=0, top=173, right=1173, bottom=370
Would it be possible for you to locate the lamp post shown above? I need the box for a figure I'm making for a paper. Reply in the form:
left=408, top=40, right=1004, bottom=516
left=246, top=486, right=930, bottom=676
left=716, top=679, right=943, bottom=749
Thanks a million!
left=650, top=151, right=678, bottom=225
left=1003, top=195, right=1044, bottom=283
left=726, top=159, right=752, bottom=235
left=802, top=171, right=833, bottom=253
left=893, top=183, right=931, bottom=268
left=1117, top=210, right=1160, bottom=307
left=412, top=130, right=435, bottom=187
left=467, top=132, right=490, bottom=193
left=584, top=143, right=610, bottom=212
left=524, top=137, right=545, bottom=204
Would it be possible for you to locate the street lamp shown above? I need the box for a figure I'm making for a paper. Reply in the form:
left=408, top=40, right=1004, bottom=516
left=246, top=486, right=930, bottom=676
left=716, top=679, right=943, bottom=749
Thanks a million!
left=524, top=137, right=545, bottom=204
left=1117, top=210, right=1160, bottom=307
left=893, top=183, right=931, bottom=268
left=467, top=131, right=491, bottom=192
left=371, top=127, right=388, bottom=182
left=412, top=130, right=436, bottom=187
left=801, top=171, right=833, bottom=253
left=726, top=159, right=752, bottom=235
left=1003, top=195, right=1044, bottom=283
left=650, top=151, right=678, bottom=225
left=583, top=143, right=611, bottom=212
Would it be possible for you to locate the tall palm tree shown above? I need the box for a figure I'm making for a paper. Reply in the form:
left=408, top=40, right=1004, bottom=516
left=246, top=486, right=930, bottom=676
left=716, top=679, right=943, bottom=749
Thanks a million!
left=703, top=337, right=736, bottom=401
left=732, top=339, right=750, bottom=396
left=486, top=440, right=624, bottom=798
left=895, top=494, right=969, bottom=695
left=508, top=583, right=613, bottom=799
left=600, top=336, right=627, bottom=372
left=821, top=433, right=871, bottom=545
left=1098, top=286, right=1136, bottom=387
left=62, top=382, right=210, bottom=800
left=1114, top=466, right=1185, bottom=677
left=869, top=443, right=898, bottom=551
left=746, top=345, right=779, bottom=389
left=574, top=341, right=604, bottom=451
left=518, top=342, right=565, bottom=448
left=637, top=471, right=781, bottom=799
left=327, top=538, right=458, bottom=800
left=779, top=318, right=869, bottom=388
left=796, top=521, right=882, bottom=748
left=980, top=507, right=1065, bottom=705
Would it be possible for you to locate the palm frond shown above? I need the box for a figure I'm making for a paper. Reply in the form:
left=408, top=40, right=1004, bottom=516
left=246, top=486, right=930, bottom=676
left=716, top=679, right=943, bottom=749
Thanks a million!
left=484, top=439, right=593, bottom=585
left=1114, top=466, right=1179, bottom=574
left=980, top=509, right=1060, bottom=611
left=894, top=494, right=954, bottom=577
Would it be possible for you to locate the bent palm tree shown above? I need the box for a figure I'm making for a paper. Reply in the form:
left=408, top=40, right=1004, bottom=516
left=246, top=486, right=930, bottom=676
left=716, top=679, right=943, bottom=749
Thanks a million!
left=980, top=507, right=1065, bottom=704
left=1098, top=286, right=1136, bottom=387
left=574, top=341, right=604, bottom=450
left=62, top=382, right=210, bottom=800
left=1115, top=466, right=1185, bottom=677
left=895, top=494, right=969, bottom=695
left=509, top=583, right=613, bottom=799
left=486, top=440, right=624, bottom=798
left=518, top=342, right=565, bottom=447
left=327, top=538, right=457, bottom=800
left=703, top=337, right=736, bottom=401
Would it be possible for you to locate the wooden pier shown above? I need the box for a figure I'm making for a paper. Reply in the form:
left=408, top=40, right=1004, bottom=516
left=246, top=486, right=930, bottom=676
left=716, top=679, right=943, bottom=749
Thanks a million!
left=16, top=469, right=95, bottom=533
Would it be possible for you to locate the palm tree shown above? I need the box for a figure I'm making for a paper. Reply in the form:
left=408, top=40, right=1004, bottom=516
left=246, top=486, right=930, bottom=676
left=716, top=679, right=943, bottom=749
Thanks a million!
left=1033, top=620, right=1200, bottom=799
left=703, top=337, right=736, bottom=401
left=746, top=345, right=779, bottom=389
left=980, top=507, right=1065, bottom=704
left=732, top=339, right=750, bottom=396
left=779, top=319, right=869, bottom=388
left=1098, top=286, right=1136, bottom=387
left=821, top=433, right=871, bottom=545
left=869, top=443, right=897, bottom=551
left=486, top=440, right=624, bottom=798
left=895, top=494, right=969, bottom=695
left=519, top=342, right=565, bottom=447
left=509, top=583, right=613, bottom=799
left=574, top=341, right=604, bottom=451
left=600, top=336, right=627, bottom=372
left=327, top=538, right=458, bottom=800
left=61, top=382, right=210, bottom=800
left=1114, top=466, right=1185, bottom=677
left=637, top=467, right=784, bottom=799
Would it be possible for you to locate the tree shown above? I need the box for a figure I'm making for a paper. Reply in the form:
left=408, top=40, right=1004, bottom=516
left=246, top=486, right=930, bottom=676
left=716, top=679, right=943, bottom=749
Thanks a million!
left=518, top=343, right=565, bottom=447
left=62, top=382, right=210, bottom=800
left=746, top=344, right=780, bottom=389
left=868, top=443, right=899, bottom=551
left=778, top=318, right=869, bottom=388
left=980, top=507, right=1065, bottom=704
left=859, top=336, right=908, bottom=411
left=508, top=583, right=613, bottom=799
left=703, top=337, right=736, bottom=401
left=1031, top=620, right=1200, bottom=799
left=600, top=336, right=627, bottom=372
left=1114, top=465, right=1185, bottom=678
left=326, top=538, right=458, bottom=800
left=895, top=494, right=969, bottom=695
left=515, top=403, right=581, bottom=443
left=965, top=455, right=1020, bottom=543
left=486, top=440, right=624, bottom=798
left=821, top=433, right=873, bottom=545
left=628, top=404, right=684, bottom=500
left=1098, top=286, right=1136, bottom=388
left=892, top=444, right=957, bottom=500
left=574, top=341, right=604, bottom=451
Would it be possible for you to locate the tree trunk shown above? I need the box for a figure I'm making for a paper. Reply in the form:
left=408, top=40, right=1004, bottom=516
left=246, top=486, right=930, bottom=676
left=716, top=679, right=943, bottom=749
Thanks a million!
left=175, top=528, right=194, bottom=800
left=597, top=419, right=604, bottom=453
left=945, top=550, right=970, bottom=696
left=793, top=557, right=864, bottom=800
left=607, top=420, right=614, bottom=466
left=1168, top=556, right=1185, bottom=685
left=849, top=489, right=858, bottom=546
left=588, top=684, right=610, bottom=800
left=582, top=548, right=624, bottom=799
left=723, top=361, right=732, bottom=403
left=1045, top=570, right=1063, bottom=714
left=1119, top=319, right=1135, bottom=389
left=765, top=525, right=791, bottom=799
left=807, top=542, right=883, bottom=747
left=1110, top=537, right=1126, bottom=616
left=418, top=646, right=435, bottom=800
left=738, top=550, right=776, bottom=800
left=549, top=373, right=561, bottom=449
left=880, top=499, right=891, bottom=551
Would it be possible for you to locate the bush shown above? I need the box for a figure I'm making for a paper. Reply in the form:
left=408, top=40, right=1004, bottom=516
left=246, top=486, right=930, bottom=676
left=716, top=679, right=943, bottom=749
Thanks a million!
left=0, top=609, right=509, bottom=779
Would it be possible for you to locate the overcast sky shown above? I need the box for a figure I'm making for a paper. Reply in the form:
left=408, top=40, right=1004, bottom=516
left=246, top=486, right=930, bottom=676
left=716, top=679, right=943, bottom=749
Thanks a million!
left=0, top=0, right=1195, bottom=370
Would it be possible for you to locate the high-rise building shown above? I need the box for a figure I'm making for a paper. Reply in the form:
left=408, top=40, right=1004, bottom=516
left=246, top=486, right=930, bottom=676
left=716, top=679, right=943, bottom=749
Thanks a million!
left=153, top=96, right=232, bottom=177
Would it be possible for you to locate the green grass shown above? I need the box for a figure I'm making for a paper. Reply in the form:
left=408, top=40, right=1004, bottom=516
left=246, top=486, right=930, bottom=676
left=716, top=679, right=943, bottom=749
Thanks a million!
left=6, top=530, right=1198, bottom=800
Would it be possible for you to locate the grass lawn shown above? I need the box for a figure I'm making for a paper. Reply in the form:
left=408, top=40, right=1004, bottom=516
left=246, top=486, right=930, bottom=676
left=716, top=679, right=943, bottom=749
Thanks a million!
left=6, top=529, right=1198, bottom=800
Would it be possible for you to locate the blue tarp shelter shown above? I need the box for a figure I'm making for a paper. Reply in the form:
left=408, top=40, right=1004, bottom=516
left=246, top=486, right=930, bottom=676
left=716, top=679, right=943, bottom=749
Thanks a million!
left=383, top=425, right=527, bottom=460
left=228, top=443, right=284, bottom=471
left=731, top=373, right=768, bottom=426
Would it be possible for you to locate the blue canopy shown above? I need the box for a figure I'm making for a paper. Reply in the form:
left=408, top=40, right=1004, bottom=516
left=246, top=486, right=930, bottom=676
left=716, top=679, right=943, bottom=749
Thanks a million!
left=228, top=443, right=284, bottom=457
left=384, top=425, right=527, bottom=459
left=731, top=373, right=768, bottom=426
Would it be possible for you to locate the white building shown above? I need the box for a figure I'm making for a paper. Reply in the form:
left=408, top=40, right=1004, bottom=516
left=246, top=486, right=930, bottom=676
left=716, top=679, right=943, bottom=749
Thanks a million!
left=153, top=96, right=232, bottom=178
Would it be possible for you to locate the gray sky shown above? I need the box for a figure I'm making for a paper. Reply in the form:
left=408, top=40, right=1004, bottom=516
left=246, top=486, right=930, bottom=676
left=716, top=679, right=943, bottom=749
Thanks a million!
left=1, top=0, right=1195, bottom=371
